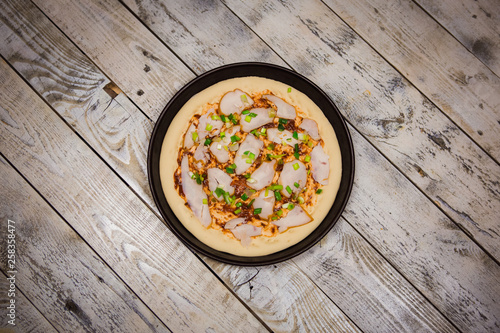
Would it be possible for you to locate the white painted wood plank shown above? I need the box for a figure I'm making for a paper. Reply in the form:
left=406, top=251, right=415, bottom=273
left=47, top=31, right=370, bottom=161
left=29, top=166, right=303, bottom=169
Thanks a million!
left=322, top=0, right=500, bottom=161
left=121, top=0, right=287, bottom=72
left=0, top=59, right=267, bottom=333
left=31, top=0, right=196, bottom=120
left=415, top=0, right=500, bottom=75
left=0, top=271, right=57, bottom=332
left=222, top=0, right=500, bottom=263
left=0, top=155, right=169, bottom=332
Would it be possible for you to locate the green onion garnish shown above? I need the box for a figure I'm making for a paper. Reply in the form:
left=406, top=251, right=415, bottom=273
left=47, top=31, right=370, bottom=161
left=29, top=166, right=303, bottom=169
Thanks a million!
left=211, top=115, right=220, bottom=120
left=215, top=187, right=225, bottom=197
left=224, top=192, right=232, bottom=204
left=235, top=202, right=242, bottom=208
left=287, top=87, right=292, bottom=93
left=234, top=208, right=241, bottom=214
left=294, top=152, right=300, bottom=159
left=298, top=196, right=305, bottom=204
left=293, top=163, right=300, bottom=170
left=254, top=208, right=262, bottom=215
left=230, top=135, right=240, bottom=143
left=278, top=124, right=285, bottom=131
left=274, top=191, right=282, bottom=201
left=269, top=184, right=283, bottom=190
left=243, top=150, right=250, bottom=155
left=241, top=193, right=249, bottom=201
left=242, top=110, right=250, bottom=115
left=249, top=112, right=257, bottom=118
left=226, top=166, right=235, bottom=174
left=293, top=131, right=298, bottom=140
left=243, top=173, right=251, bottom=179
left=294, top=182, right=300, bottom=188
left=316, top=189, right=323, bottom=194
left=245, top=115, right=252, bottom=123
left=205, top=123, right=213, bottom=131
left=267, top=143, right=275, bottom=150
left=204, top=138, right=212, bottom=146
left=248, top=199, right=255, bottom=207
left=203, top=199, right=208, bottom=204
left=286, top=186, right=293, bottom=194
left=288, top=204, right=295, bottom=210
left=279, top=118, right=288, bottom=124
left=220, top=114, right=226, bottom=122
left=260, top=128, right=267, bottom=135
left=304, top=155, right=311, bottom=163
left=192, top=131, right=198, bottom=142
left=276, top=209, right=283, bottom=216
left=240, top=94, right=248, bottom=103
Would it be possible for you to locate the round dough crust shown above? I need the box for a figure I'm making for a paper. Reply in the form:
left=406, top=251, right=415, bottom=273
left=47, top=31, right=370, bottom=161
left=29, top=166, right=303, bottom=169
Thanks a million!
left=160, top=77, right=342, bottom=256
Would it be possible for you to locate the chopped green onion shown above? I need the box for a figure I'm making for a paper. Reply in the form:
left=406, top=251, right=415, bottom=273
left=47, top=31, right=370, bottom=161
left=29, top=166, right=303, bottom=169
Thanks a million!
left=243, top=150, right=250, bottom=155
left=248, top=199, right=255, bottom=207
left=287, top=87, right=292, bottom=93
left=203, top=199, right=208, bottom=205
left=220, top=114, right=226, bottom=122
left=226, top=166, right=235, bottom=174
left=230, top=135, right=240, bottom=143
left=298, top=196, right=305, bottom=204
left=247, top=178, right=256, bottom=184
left=235, top=202, right=242, bottom=208
left=274, top=191, right=282, bottom=201
left=228, top=114, right=238, bottom=125
left=242, top=110, right=250, bottom=115
left=269, top=184, right=283, bottom=190
left=267, top=143, right=275, bottom=150
left=294, top=182, right=300, bottom=188
left=276, top=209, right=283, bottom=216
left=267, top=153, right=285, bottom=159
left=254, top=208, right=262, bottom=215
left=246, top=158, right=253, bottom=164
left=294, top=152, right=300, bottom=159
left=220, top=131, right=226, bottom=139
left=192, top=131, right=198, bottom=142
left=211, top=115, right=220, bottom=120
left=241, top=94, right=248, bottom=103
left=307, top=141, right=313, bottom=148
left=234, top=208, right=241, bottom=214
left=241, top=193, right=249, bottom=201
left=215, top=187, right=225, bottom=197
left=293, top=131, right=298, bottom=140
left=288, top=204, right=295, bottom=210
left=230, top=163, right=237, bottom=169
left=260, top=128, right=267, bottom=135
left=194, top=173, right=204, bottom=185
left=279, top=118, right=288, bottom=124
left=205, top=123, right=213, bottom=131
left=243, top=173, right=251, bottom=179
left=249, top=112, right=257, bottom=118
left=286, top=186, right=293, bottom=194
left=245, top=115, right=252, bottom=123
left=293, top=163, right=300, bottom=170
left=249, top=152, right=255, bottom=159
left=287, top=138, right=292, bottom=141
left=278, top=123, right=285, bottom=131
left=223, top=145, right=229, bottom=151
left=268, top=109, right=276, bottom=118
left=272, top=216, right=278, bottom=220
left=316, top=189, right=323, bottom=194
left=265, top=188, right=269, bottom=197
left=304, top=155, right=311, bottom=163
left=224, top=192, right=232, bottom=204
left=204, top=138, right=212, bottom=146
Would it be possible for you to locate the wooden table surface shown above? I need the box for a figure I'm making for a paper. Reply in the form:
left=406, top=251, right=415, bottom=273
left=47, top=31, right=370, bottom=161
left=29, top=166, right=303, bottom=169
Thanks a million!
left=1, top=0, right=499, bottom=332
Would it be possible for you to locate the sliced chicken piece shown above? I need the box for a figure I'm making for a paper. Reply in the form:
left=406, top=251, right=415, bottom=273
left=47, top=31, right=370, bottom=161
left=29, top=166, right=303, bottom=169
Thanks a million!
left=234, top=134, right=263, bottom=175
left=219, top=89, right=254, bottom=115
left=311, top=144, right=330, bottom=185
left=224, top=217, right=246, bottom=230
left=273, top=205, right=312, bottom=232
left=247, top=160, right=276, bottom=190
left=207, top=168, right=235, bottom=201
left=193, top=143, right=209, bottom=164
left=263, top=94, right=296, bottom=119
left=252, top=189, right=275, bottom=219
left=231, top=224, right=262, bottom=247
left=184, top=123, right=197, bottom=149
left=209, top=141, right=230, bottom=163
left=278, top=160, right=307, bottom=197
left=198, top=109, right=223, bottom=140
left=299, top=118, right=320, bottom=140
left=181, top=155, right=211, bottom=227
left=267, top=128, right=300, bottom=147
left=240, top=108, right=274, bottom=132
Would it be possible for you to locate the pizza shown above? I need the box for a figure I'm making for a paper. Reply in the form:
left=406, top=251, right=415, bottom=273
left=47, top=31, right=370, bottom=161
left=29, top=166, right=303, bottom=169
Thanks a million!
left=159, top=77, right=342, bottom=256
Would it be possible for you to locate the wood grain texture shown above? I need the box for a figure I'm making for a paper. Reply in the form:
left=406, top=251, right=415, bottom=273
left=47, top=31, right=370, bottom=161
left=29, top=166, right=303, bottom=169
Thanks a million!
left=31, top=0, right=196, bottom=120
left=0, top=156, right=169, bottom=332
left=415, top=0, right=500, bottom=75
left=323, top=0, right=500, bottom=161
left=223, top=0, right=500, bottom=262
left=294, top=218, right=459, bottom=333
left=339, top=125, right=500, bottom=332
left=0, top=59, right=267, bottom=333
left=0, top=2, right=362, bottom=331
left=0, top=0, right=156, bottom=210
left=122, top=0, right=286, bottom=73
left=0, top=271, right=57, bottom=333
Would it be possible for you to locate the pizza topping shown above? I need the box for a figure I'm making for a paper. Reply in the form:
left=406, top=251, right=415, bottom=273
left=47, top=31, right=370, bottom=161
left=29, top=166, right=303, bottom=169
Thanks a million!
left=263, top=94, right=296, bottom=119
left=273, top=205, right=312, bottom=232
left=219, top=89, right=254, bottom=115
left=181, top=155, right=211, bottom=227
left=252, top=190, right=275, bottom=220
left=234, top=134, right=263, bottom=175
left=240, top=107, right=274, bottom=132
left=184, top=123, right=197, bottom=149
left=247, top=160, right=276, bottom=190
left=267, top=128, right=300, bottom=147
left=279, top=160, right=307, bottom=198
left=229, top=224, right=262, bottom=247
left=299, top=118, right=320, bottom=140
left=311, top=144, right=330, bottom=185
left=208, top=168, right=235, bottom=201
left=224, top=217, right=246, bottom=230
left=193, top=143, right=209, bottom=165
left=198, top=109, right=223, bottom=139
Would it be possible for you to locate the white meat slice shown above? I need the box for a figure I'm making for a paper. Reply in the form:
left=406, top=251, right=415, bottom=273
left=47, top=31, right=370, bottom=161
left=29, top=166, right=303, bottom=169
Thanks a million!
left=299, top=118, right=320, bottom=140
left=198, top=109, right=223, bottom=139
left=240, top=108, right=274, bottom=132
left=267, top=128, right=300, bottom=147
left=207, top=168, right=234, bottom=201
left=273, top=206, right=312, bottom=232
left=224, top=217, right=246, bottom=230
left=278, top=160, right=307, bottom=197
left=311, top=144, right=330, bottom=185
left=263, top=94, right=296, bottom=119
left=252, top=189, right=275, bottom=219
left=234, top=134, right=263, bottom=175
left=219, top=89, right=254, bottom=115
left=209, top=141, right=229, bottom=163
left=193, top=143, right=209, bottom=164
left=247, top=160, right=276, bottom=190
left=184, top=123, right=197, bottom=149
left=231, top=224, right=262, bottom=247
left=181, top=155, right=211, bottom=227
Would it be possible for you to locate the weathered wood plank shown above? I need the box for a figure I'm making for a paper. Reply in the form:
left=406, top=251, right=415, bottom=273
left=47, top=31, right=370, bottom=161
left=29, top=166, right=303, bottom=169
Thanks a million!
left=0, top=1, right=362, bottom=331
left=31, top=0, right=195, bottom=120
left=0, top=271, right=57, bottom=332
left=121, top=0, right=286, bottom=72
left=0, top=59, right=267, bottom=332
left=0, top=155, right=170, bottom=332
left=0, top=0, right=155, bottom=209
left=415, top=0, right=500, bottom=75
left=322, top=0, right=500, bottom=161
left=223, top=0, right=500, bottom=262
